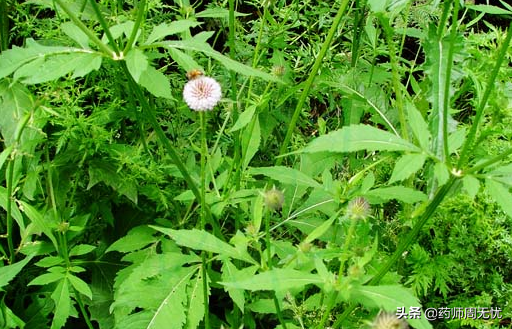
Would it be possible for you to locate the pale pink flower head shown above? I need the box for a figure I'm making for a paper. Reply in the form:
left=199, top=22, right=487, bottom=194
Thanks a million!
left=183, top=75, right=222, bottom=111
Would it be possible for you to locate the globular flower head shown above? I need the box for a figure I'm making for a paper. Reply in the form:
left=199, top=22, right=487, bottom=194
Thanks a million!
left=346, top=196, right=371, bottom=220
left=371, top=311, right=408, bottom=329
left=183, top=76, right=222, bottom=111
left=263, top=186, right=285, bottom=212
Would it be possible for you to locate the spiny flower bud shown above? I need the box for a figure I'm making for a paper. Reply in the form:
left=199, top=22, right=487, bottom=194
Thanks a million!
left=372, top=311, right=408, bottom=329
left=271, top=64, right=285, bottom=77
left=263, top=186, right=284, bottom=212
left=346, top=196, right=371, bottom=220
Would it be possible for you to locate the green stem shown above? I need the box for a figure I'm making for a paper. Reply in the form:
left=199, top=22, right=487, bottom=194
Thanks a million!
left=457, top=20, right=512, bottom=168
left=5, top=158, right=14, bottom=263
left=227, top=0, right=242, bottom=193
left=442, top=0, right=460, bottom=165
left=120, top=63, right=220, bottom=236
left=72, top=285, right=95, bottom=329
left=89, top=0, right=120, bottom=55
left=465, top=147, right=512, bottom=175
left=53, top=0, right=113, bottom=56
left=265, top=211, right=287, bottom=329
left=199, top=111, right=210, bottom=329
left=0, top=0, right=8, bottom=51
left=332, top=178, right=458, bottom=328
left=276, top=0, right=351, bottom=164
left=123, top=0, right=146, bottom=54
left=380, top=16, right=409, bottom=141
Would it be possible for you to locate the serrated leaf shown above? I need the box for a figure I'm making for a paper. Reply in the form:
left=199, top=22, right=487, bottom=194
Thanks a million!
left=68, top=274, right=93, bottom=300
left=35, top=256, right=64, bottom=268
left=161, top=39, right=281, bottom=83
left=485, top=179, right=512, bottom=218
left=0, top=255, right=33, bottom=289
left=434, top=162, right=450, bottom=187
left=87, top=161, right=138, bottom=203
left=365, top=186, right=427, bottom=204
left=14, top=52, right=100, bottom=84
left=462, top=175, right=480, bottom=199
left=69, top=244, right=96, bottom=257
left=167, top=48, right=201, bottom=72
left=466, top=4, right=512, bottom=15
left=150, top=227, right=257, bottom=265
left=242, top=115, right=260, bottom=169
left=125, top=49, right=148, bottom=82
left=29, top=272, right=65, bottom=286
left=220, top=269, right=323, bottom=292
left=352, top=285, right=432, bottom=329
left=51, top=279, right=70, bottom=329
left=138, top=66, right=173, bottom=99
left=389, top=154, right=426, bottom=184
left=229, top=105, right=257, bottom=132
left=144, top=20, right=201, bottom=45
left=195, top=8, right=250, bottom=18
left=249, top=166, right=321, bottom=188
left=106, top=226, right=158, bottom=253
left=302, top=124, right=420, bottom=154
left=184, top=270, right=205, bottom=329
left=221, top=260, right=258, bottom=313
left=19, top=201, right=58, bottom=249
left=405, top=102, right=430, bottom=150
left=61, top=22, right=90, bottom=48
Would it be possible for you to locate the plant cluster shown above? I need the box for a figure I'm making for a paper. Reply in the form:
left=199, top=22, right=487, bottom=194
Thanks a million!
left=1, top=0, right=512, bottom=329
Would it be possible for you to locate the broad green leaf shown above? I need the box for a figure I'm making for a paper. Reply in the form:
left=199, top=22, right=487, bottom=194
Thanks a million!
left=19, top=201, right=58, bottom=249
left=144, top=20, right=201, bottom=45
left=106, top=225, right=158, bottom=253
left=352, top=285, right=432, bottom=329
left=242, top=115, right=260, bottom=169
left=0, top=255, right=33, bottom=289
left=304, top=215, right=336, bottom=244
left=434, top=162, right=450, bottom=187
left=195, top=8, right=250, bottom=18
left=229, top=104, right=257, bottom=132
left=125, top=49, right=148, bottom=82
left=61, top=21, right=90, bottom=48
left=101, top=21, right=134, bottom=44
left=35, top=256, right=64, bottom=268
left=485, top=179, right=512, bottom=218
left=0, top=301, right=26, bottom=329
left=220, top=269, right=323, bottom=292
left=138, top=65, right=173, bottom=99
left=150, top=227, right=257, bottom=265
left=220, top=260, right=258, bottom=313
left=389, top=154, right=426, bottom=184
left=14, top=52, right=101, bottom=84
left=466, top=4, right=512, bottom=15
left=423, top=25, right=463, bottom=160
left=364, top=186, right=427, bottom=204
left=69, top=244, right=97, bottom=257
left=161, top=39, right=281, bottom=83
left=87, top=161, right=138, bottom=204
left=405, top=102, right=430, bottom=150
left=462, top=175, right=480, bottom=199
left=28, top=272, right=65, bottom=286
left=0, top=146, right=12, bottom=171
left=167, top=48, right=201, bottom=72
left=249, top=166, right=321, bottom=188
left=51, top=278, right=71, bottom=329
left=184, top=270, right=205, bottom=329
left=68, top=274, right=93, bottom=299
left=302, top=125, right=420, bottom=154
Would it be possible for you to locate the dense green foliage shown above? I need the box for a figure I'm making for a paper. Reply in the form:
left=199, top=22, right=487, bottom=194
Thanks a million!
left=1, top=0, right=512, bottom=328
